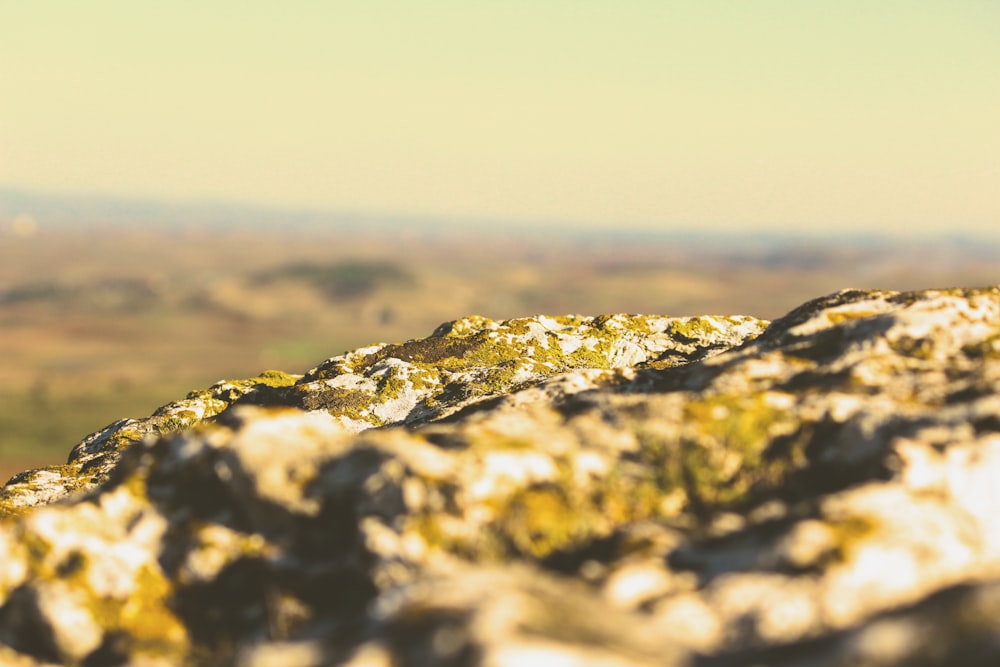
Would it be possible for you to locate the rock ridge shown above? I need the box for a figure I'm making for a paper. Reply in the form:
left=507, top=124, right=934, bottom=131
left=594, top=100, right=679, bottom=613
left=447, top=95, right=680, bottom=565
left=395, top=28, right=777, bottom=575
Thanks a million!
left=1, top=286, right=1000, bottom=665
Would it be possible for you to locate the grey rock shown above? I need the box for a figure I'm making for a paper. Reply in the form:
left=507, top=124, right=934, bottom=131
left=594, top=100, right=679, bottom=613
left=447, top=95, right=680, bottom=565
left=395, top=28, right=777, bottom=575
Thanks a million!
left=2, top=288, right=1000, bottom=665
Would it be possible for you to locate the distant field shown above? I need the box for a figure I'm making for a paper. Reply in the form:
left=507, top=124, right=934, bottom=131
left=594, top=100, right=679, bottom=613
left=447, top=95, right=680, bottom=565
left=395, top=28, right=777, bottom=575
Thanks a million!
left=3, top=225, right=999, bottom=480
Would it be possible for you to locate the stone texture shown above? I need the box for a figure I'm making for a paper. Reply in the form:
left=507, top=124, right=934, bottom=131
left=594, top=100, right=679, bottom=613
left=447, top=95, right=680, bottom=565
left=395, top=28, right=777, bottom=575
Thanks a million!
left=2, top=288, right=1000, bottom=665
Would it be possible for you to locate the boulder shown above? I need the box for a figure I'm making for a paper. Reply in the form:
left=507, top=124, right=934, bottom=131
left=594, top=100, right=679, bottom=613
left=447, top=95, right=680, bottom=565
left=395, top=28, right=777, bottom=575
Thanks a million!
left=2, top=288, right=1000, bottom=665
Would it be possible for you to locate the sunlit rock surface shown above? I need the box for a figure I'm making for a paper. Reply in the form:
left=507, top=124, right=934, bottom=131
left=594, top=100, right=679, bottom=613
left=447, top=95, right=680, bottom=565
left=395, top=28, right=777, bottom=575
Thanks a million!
left=3, top=288, right=1000, bottom=665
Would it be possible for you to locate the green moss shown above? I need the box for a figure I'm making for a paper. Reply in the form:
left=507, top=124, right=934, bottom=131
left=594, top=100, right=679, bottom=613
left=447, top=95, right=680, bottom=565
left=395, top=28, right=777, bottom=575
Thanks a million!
left=679, top=394, right=790, bottom=507
left=307, top=313, right=762, bottom=425
left=668, top=318, right=720, bottom=340
left=828, top=516, right=877, bottom=562
left=217, top=370, right=301, bottom=395
left=251, top=370, right=300, bottom=388
left=627, top=393, right=799, bottom=517
left=593, top=464, right=667, bottom=525
left=496, top=318, right=534, bottom=337
left=551, top=314, right=588, bottom=327
left=297, top=386, right=381, bottom=424
left=113, top=463, right=153, bottom=502
left=458, top=336, right=522, bottom=370
left=419, top=315, right=642, bottom=378
left=490, top=437, right=540, bottom=451
left=412, top=466, right=639, bottom=562
left=403, top=367, right=437, bottom=393
left=377, top=369, right=409, bottom=400
left=567, top=339, right=612, bottom=369
left=155, top=415, right=193, bottom=435
left=409, top=513, right=454, bottom=553
left=11, top=513, right=187, bottom=654
left=825, top=310, right=882, bottom=325
left=590, top=314, right=628, bottom=331
left=494, top=485, right=593, bottom=558
left=80, top=560, right=189, bottom=658
left=112, top=427, right=143, bottom=443
left=470, top=361, right=522, bottom=397
left=96, top=428, right=149, bottom=458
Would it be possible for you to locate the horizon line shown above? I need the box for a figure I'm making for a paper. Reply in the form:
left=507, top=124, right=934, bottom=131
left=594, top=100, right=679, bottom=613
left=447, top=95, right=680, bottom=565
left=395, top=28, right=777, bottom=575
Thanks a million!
left=1, top=185, right=997, bottom=244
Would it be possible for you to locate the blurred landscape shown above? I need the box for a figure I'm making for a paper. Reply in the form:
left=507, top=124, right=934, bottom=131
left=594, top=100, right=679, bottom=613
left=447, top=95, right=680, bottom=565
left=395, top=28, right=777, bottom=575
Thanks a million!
left=3, top=189, right=999, bottom=480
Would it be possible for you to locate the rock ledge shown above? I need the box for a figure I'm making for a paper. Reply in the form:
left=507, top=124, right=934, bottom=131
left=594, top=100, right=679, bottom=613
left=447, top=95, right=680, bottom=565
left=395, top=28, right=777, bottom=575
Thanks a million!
left=2, top=287, right=1000, bottom=666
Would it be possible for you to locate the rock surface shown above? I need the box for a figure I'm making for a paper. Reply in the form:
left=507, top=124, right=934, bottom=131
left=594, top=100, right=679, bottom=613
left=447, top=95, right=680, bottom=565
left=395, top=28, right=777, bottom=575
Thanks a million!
left=3, top=288, right=1000, bottom=665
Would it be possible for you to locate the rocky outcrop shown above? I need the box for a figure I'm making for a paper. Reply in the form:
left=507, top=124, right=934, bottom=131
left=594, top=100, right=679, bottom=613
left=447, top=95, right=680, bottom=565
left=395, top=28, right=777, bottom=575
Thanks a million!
left=2, top=287, right=1000, bottom=665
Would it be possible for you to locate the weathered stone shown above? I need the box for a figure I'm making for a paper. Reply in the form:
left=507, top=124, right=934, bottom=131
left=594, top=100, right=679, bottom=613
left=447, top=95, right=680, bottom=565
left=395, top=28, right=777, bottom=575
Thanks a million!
left=2, top=288, right=1000, bottom=665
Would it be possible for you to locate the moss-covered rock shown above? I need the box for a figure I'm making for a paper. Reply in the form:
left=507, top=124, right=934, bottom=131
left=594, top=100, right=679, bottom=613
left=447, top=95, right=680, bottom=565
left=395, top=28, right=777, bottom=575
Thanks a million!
left=5, top=289, right=1000, bottom=665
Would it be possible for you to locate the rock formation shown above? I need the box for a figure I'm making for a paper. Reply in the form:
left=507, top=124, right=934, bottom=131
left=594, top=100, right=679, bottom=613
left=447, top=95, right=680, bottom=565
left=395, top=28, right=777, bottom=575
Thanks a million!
left=2, top=286, right=1000, bottom=666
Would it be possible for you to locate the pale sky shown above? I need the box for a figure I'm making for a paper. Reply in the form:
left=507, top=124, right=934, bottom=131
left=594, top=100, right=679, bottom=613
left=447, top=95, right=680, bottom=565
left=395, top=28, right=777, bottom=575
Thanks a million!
left=1, top=1, right=998, bottom=234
